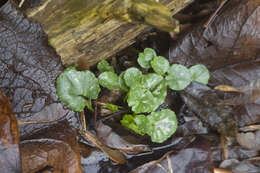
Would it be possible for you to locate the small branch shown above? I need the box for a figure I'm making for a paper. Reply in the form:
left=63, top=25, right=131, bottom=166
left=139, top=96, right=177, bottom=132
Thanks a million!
left=19, top=0, right=25, bottom=8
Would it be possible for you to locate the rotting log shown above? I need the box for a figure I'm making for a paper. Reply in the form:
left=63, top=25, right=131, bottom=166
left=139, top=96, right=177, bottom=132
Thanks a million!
left=20, top=0, right=193, bottom=69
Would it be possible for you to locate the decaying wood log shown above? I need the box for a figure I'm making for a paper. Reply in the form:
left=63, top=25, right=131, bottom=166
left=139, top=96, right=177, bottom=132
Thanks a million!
left=21, top=0, right=193, bottom=69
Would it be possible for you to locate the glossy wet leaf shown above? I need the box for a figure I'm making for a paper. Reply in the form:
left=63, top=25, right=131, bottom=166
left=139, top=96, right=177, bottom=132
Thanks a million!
left=169, top=1, right=260, bottom=70
left=120, top=114, right=145, bottom=135
left=118, top=72, right=129, bottom=92
left=97, top=122, right=151, bottom=154
left=0, top=1, right=75, bottom=123
left=151, top=56, right=170, bottom=75
left=127, top=87, right=158, bottom=113
left=124, top=67, right=143, bottom=87
left=98, top=71, right=120, bottom=90
left=137, top=48, right=157, bottom=69
left=130, top=137, right=213, bottom=173
left=189, top=64, right=210, bottom=85
left=166, top=64, right=191, bottom=91
left=97, top=60, right=114, bottom=73
left=152, top=81, right=167, bottom=106
left=141, top=73, right=164, bottom=90
left=56, top=67, right=100, bottom=111
left=146, top=109, right=178, bottom=143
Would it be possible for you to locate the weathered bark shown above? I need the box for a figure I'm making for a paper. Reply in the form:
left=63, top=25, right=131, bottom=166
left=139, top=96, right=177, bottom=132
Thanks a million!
left=21, top=0, right=193, bottom=69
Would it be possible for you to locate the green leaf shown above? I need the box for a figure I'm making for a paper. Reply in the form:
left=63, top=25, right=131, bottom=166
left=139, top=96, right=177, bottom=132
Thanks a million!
left=151, top=56, right=170, bottom=75
left=146, top=109, right=178, bottom=143
left=120, top=114, right=146, bottom=135
left=98, top=71, right=120, bottom=90
left=152, top=80, right=167, bottom=106
left=56, top=66, right=100, bottom=112
left=124, top=67, right=143, bottom=88
left=166, top=64, right=191, bottom=91
left=134, top=114, right=149, bottom=133
left=141, top=73, right=163, bottom=90
left=189, top=64, right=210, bottom=85
left=105, top=103, right=119, bottom=112
left=137, top=48, right=157, bottom=69
left=118, top=72, right=129, bottom=92
left=97, top=60, right=114, bottom=73
left=127, top=86, right=157, bottom=113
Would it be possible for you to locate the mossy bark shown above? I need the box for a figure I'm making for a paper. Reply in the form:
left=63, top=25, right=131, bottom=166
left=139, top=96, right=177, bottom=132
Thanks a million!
left=22, top=0, right=193, bottom=69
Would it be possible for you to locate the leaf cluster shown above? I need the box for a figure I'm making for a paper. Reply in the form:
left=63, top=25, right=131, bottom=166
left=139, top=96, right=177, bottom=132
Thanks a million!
left=56, top=48, right=210, bottom=143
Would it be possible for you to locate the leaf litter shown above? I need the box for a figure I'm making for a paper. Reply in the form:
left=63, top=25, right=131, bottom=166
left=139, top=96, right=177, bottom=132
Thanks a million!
left=1, top=0, right=260, bottom=172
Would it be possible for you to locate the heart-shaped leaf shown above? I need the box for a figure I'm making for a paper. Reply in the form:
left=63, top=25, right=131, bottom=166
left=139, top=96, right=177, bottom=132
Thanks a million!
left=141, top=73, right=164, bottom=90
left=56, top=67, right=100, bottom=111
left=137, top=48, right=157, bottom=69
left=98, top=71, right=119, bottom=90
left=189, top=64, right=210, bottom=85
left=97, top=60, right=114, bottom=73
left=146, top=109, right=178, bottom=143
left=127, top=86, right=157, bottom=113
left=151, top=56, right=170, bottom=75
left=124, top=67, right=143, bottom=88
left=166, top=64, right=191, bottom=91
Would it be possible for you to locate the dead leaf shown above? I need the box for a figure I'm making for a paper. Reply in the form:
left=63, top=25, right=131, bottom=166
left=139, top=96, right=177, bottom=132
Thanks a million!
left=0, top=92, right=21, bottom=173
left=0, top=1, right=76, bottom=130
left=96, top=122, right=151, bottom=155
left=21, top=138, right=82, bottom=173
left=20, top=120, right=82, bottom=172
left=130, top=136, right=214, bottom=173
left=169, top=0, right=260, bottom=70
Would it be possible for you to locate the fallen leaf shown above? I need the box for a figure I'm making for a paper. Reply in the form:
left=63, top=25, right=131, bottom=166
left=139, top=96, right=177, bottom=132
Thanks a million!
left=0, top=1, right=76, bottom=132
left=169, top=0, right=260, bottom=70
left=96, top=122, right=151, bottom=155
left=21, top=138, right=82, bottom=173
left=129, top=136, right=214, bottom=173
left=0, top=92, right=21, bottom=173
left=20, top=120, right=82, bottom=172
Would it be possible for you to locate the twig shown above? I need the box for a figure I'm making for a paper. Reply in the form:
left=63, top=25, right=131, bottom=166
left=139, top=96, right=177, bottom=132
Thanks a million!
left=167, top=155, right=173, bottom=173
left=157, top=163, right=170, bottom=173
left=80, top=111, right=87, bottom=132
left=203, top=0, right=229, bottom=28
left=19, top=0, right=25, bottom=8
left=220, top=135, right=228, bottom=160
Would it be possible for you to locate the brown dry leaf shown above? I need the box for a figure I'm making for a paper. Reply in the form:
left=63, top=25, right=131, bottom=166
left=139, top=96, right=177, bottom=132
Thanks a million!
left=0, top=1, right=77, bottom=138
left=130, top=136, right=214, bottom=173
left=21, top=138, right=82, bottom=173
left=96, top=122, right=151, bottom=155
left=169, top=0, right=260, bottom=70
left=0, top=92, right=21, bottom=173
left=20, top=120, right=82, bottom=172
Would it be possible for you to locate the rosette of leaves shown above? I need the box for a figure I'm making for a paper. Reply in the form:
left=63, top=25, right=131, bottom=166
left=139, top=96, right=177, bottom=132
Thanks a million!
left=123, top=69, right=167, bottom=114
left=121, top=109, right=178, bottom=143
left=137, top=48, right=157, bottom=69
left=56, top=66, right=100, bottom=111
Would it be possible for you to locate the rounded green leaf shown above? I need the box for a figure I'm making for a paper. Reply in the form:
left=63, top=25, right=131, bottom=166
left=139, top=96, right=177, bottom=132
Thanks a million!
left=141, top=73, right=163, bottom=90
left=124, top=67, right=143, bottom=87
left=137, top=48, right=157, bottom=69
left=98, top=71, right=119, bottom=90
left=118, top=72, right=129, bottom=92
left=146, top=109, right=178, bottom=143
left=120, top=114, right=145, bottom=135
left=56, top=66, right=100, bottom=111
left=189, top=64, right=210, bottom=85
left=97, top=60, right=114, bottom=73
left=166, top=64, right=191, bottom=91
left=127, top=86, right=157, bottom=114
left=152, top=80, right=167, bottom=106
left=151, top=56, right=170, bottom=75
